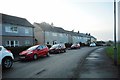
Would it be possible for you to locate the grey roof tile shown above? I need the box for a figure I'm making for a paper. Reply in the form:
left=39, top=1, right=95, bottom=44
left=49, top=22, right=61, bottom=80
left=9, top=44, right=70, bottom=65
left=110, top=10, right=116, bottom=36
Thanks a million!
left=1, top=13, right=34, bottom=27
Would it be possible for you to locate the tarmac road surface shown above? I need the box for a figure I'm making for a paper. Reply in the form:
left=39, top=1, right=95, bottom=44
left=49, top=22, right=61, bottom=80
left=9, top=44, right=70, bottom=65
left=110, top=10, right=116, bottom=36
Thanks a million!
left=2, top=47, right=98, bottom=78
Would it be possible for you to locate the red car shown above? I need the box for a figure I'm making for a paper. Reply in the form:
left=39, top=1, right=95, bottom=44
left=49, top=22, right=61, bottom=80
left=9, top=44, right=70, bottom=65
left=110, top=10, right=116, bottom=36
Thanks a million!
left=49, top=44, right=66, bottom=54
left=71, top=43, right=80, bottom=49
left=19, top=45, right=49, bottom=60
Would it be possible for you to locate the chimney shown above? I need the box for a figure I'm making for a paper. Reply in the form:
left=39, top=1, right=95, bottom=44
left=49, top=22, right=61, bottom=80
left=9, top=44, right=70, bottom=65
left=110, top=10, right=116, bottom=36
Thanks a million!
left=86, top=33, right=88, bottom=35
left=51, top=22, right=54, bottom=28
left=88, top=33, right=91, bottom=36
left=72, top=29, right=74, bottom=32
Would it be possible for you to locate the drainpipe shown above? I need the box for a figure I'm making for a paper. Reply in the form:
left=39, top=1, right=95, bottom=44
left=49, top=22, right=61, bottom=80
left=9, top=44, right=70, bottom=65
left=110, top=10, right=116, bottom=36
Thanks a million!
left=32, top=27, right=35, bottom=45
left=44, top=30, right=45, bottom=45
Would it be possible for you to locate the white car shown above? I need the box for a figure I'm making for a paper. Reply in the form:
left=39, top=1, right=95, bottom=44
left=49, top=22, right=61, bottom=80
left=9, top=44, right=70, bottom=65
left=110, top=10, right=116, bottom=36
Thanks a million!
left=90, top=43, right=96, bottom=47
left=0, top=46, right=14, bottom=69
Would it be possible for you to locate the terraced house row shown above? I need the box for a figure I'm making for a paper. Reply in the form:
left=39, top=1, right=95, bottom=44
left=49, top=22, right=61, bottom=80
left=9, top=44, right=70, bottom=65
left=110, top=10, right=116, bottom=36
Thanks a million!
left=0, top=13, right=97, bottom=47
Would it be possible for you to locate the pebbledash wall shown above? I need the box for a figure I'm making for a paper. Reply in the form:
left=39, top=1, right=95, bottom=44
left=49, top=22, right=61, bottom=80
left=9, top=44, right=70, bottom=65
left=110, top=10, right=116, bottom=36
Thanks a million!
left=33, top=22, right=69, bottom=45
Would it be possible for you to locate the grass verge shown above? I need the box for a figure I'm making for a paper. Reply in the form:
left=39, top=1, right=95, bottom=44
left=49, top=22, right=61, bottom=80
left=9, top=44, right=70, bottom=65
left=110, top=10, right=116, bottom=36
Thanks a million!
left=106, top=44, right=120, bottom=65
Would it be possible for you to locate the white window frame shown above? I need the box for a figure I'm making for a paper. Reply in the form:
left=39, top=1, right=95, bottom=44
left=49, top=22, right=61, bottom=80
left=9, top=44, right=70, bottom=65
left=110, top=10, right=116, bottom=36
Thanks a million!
left=6, top=40, right=19, bottom=47
left=5, top=26, right=18, bottom=33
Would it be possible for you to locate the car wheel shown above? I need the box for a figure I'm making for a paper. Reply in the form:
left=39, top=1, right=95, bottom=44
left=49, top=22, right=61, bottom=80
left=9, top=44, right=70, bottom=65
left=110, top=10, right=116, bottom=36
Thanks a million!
left=64, top=50, right=66, bottom=52
left=46, top=52, right=50, bottom=57
left=33, top=54, right=38, bottom=60
left=58, top=50, right=61, bottom=53
left=2, top=57, right=13, bottom=69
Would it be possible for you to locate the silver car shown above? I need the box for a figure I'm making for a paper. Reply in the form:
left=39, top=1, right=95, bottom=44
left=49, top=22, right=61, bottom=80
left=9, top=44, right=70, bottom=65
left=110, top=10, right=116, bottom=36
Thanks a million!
left=0, top=46, right=14, bottom=69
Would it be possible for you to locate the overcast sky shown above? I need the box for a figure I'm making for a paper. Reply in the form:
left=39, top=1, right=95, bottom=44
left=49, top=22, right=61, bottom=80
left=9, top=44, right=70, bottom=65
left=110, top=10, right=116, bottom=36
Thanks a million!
left=0, top=0, right=119, bottom=41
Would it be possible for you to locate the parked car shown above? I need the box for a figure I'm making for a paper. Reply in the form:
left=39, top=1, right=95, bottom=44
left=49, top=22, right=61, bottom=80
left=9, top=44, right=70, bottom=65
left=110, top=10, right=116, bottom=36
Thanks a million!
left=19, top=45, right=49, bottom=60
left=71, top=43, right=80, bottom=49
left=90, top=43, right=96, bottom=47
left=49, top=44, right=66, bottom=54
left=0, top=46, right=14, bottom=69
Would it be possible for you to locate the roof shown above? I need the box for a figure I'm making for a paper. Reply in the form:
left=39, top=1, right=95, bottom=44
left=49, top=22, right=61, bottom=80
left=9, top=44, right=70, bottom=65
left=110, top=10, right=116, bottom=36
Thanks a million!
left=34, top=22, right=66, bottom=33
left=1, top=13, right=34, bottom=27
left=65, top=31, right=89, bottom=37
left=90, top=36, right=97, bottom=40
left=34, top=22, right=96, bottom=39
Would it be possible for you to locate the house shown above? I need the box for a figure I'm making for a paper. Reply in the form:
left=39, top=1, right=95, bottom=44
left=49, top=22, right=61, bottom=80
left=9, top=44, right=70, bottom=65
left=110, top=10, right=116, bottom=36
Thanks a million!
left=0, top=13, right=34, bottom=47
left=90, top=36, right=97, bottom=43
left=65, top=31, right=82, bottom=44
left=34, top=22, right=97, bottom=46
left=34, top=22, right=68, bottom=45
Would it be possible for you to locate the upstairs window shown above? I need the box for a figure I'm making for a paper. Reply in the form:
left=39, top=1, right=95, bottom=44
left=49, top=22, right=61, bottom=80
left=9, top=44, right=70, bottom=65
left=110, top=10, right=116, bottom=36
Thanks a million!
left=59, top=34, right=63, bottom=37
left=52, top=32, right=57, bottom=36
left=5, top=26, right=18, bottom=33
left=25, top=28, right=29, bottom=34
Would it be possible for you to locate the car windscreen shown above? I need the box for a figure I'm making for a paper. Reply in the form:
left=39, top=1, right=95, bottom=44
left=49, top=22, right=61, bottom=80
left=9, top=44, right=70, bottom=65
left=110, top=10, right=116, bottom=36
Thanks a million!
left=51, top=44, right=59, bottom=48
left=0, top=47, right=2, bottom=51
left=72, top=44, right=76, bottom=46
left=27, top=45, right=39, bottom=50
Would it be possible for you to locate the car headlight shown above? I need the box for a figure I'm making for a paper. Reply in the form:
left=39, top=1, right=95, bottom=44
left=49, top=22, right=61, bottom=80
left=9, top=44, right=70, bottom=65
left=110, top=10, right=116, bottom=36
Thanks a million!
left=27, top=51, right=33, bottom=54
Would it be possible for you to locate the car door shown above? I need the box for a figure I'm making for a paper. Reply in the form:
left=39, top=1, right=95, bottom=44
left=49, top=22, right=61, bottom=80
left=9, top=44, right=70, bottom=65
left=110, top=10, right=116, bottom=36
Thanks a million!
left=42, top=46, right=48, bottom=55
left=0, top=47, right=2, bottom=64
left=36, top=46, right=44, bottom=56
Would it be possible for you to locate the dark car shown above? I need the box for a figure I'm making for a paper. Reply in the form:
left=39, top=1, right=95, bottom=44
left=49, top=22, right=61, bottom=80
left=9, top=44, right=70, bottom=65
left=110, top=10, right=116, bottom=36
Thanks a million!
left=71, top=43, right=80, bottom=49
left=49, top=44, right=66, bottom=54
left=19, top=45, right=49, bottom=60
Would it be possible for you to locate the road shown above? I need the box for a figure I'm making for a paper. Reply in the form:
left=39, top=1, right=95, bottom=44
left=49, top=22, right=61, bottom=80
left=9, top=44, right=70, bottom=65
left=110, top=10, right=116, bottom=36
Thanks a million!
left=2, top=47, right=98, bottom=78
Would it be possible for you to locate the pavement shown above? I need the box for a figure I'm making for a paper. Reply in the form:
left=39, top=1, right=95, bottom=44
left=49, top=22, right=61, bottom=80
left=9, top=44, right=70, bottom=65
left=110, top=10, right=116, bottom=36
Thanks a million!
left=78, top=47, right=119, bottom=79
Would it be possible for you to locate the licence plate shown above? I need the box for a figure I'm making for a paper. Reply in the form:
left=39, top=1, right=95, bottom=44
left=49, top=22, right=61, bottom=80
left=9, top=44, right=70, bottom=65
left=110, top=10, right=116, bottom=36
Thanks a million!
left=20, top=56, right=25, bottom=58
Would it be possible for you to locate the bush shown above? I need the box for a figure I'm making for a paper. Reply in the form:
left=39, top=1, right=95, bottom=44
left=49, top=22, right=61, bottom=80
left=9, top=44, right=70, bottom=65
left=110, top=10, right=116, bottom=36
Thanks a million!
left=65, top=43, right=72, bottom=48
left=5, top=46, right=31, bottom=57
left=46, top=44, right=51, bottom=48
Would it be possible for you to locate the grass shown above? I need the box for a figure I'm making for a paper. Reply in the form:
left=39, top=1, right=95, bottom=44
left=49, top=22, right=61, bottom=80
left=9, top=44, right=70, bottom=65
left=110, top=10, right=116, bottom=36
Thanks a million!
left=106, top=44, right=120, bottom=65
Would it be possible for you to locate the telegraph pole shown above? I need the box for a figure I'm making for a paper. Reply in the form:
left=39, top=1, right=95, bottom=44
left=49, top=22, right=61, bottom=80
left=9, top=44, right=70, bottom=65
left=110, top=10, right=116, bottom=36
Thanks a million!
left=114, top=0, right=117, bottom=66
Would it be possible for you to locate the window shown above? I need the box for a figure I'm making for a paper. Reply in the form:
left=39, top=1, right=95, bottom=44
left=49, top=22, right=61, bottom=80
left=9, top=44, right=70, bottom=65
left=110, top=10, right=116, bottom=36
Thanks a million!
left=42, top=46, right=46, bottom=49
left=25, top=28, right=29, bottom=34
left=52, top=32, right=57, bottom=36
left=25, top=40, right=30, bottom=46
left=15, top=41, right=19, bottom=46
left=6, top=40, right=19, bottom=47
left=6, top=41, right=10, bottom=47
left=11, top=41, right=14, bottom=47
left=46, top=31, right=49, bottom=35
left=5, top=26, right=18, bottom=33
left=37, top=46, right=43, bottom=50
left=59, top=34, right=63, bottom=37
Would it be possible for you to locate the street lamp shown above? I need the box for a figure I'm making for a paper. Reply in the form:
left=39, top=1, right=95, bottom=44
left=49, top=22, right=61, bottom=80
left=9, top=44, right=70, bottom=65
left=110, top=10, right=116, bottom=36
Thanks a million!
left=114, top=0, right=117, bottom=66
